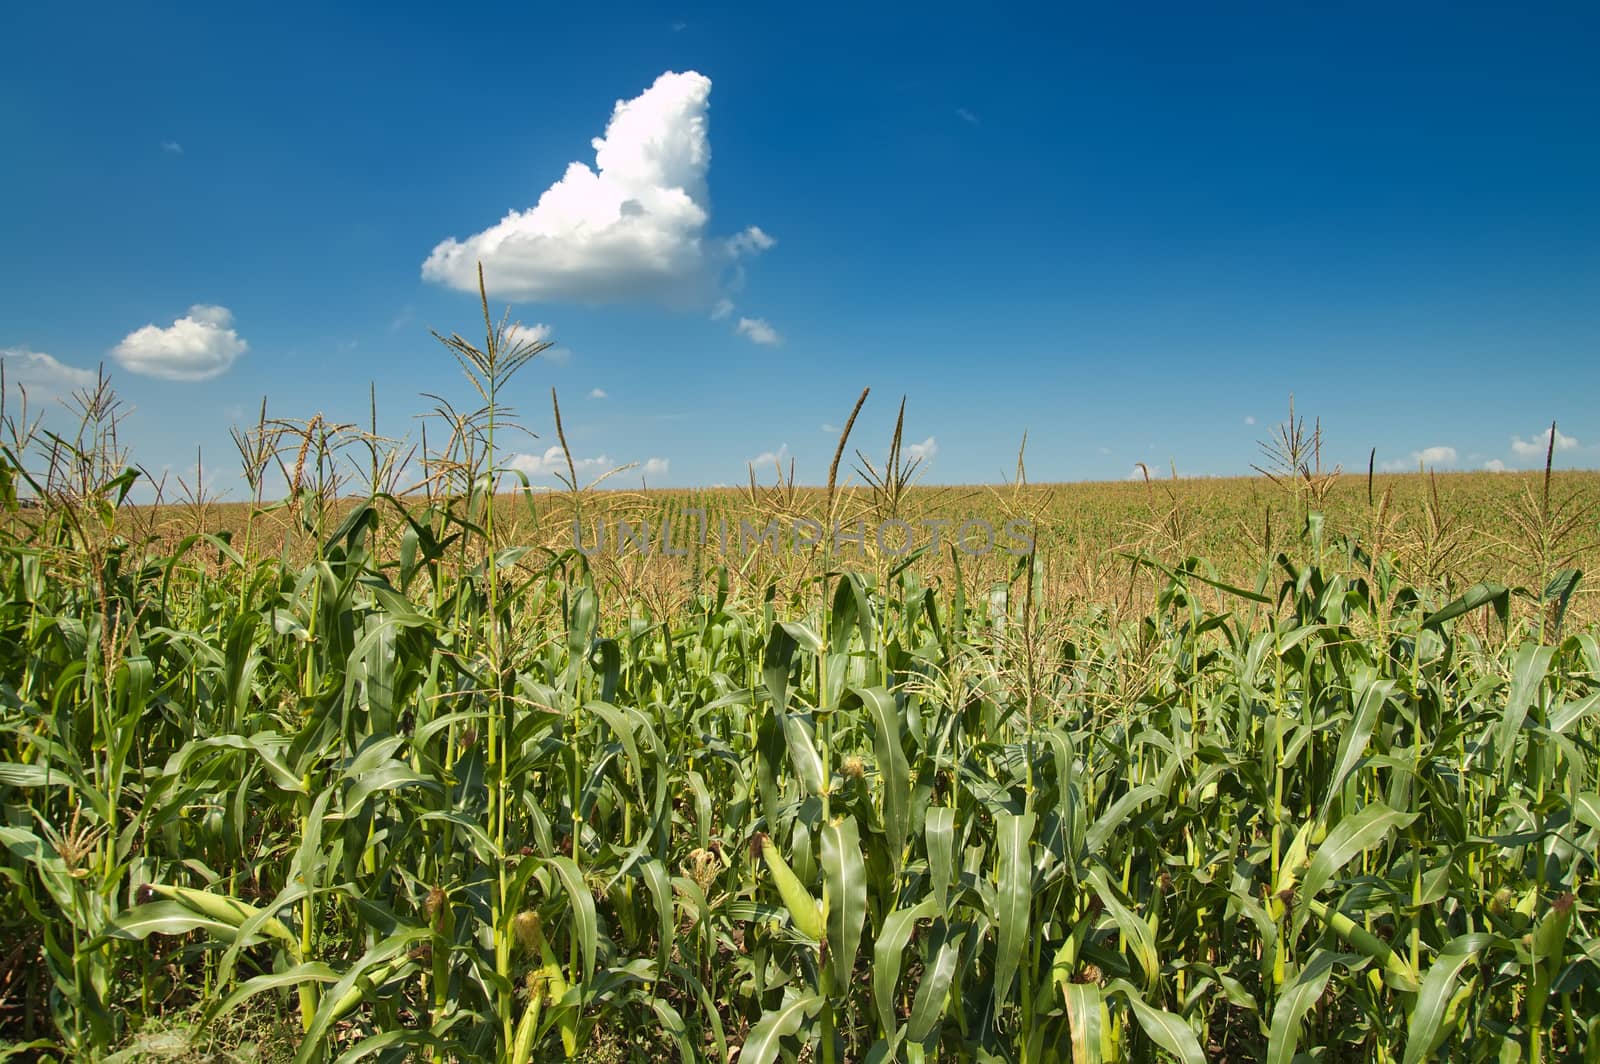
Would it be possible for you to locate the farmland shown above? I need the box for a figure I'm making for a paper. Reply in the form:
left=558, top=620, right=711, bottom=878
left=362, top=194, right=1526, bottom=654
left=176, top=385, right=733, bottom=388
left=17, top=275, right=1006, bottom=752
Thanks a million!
left=3, top=357, right=1600, bottom=1062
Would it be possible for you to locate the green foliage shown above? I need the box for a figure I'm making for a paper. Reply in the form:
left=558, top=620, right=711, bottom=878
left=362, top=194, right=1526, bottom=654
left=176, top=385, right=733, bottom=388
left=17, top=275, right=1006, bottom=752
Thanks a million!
left=3, top=369, right=1599, bottom=1060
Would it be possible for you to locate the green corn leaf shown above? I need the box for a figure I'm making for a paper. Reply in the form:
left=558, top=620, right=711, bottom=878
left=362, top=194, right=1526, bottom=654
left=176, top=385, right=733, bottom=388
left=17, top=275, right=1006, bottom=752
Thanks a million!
left=1106, top=978, right=1206, bottom=1064
left=992, top=811, right=1036, bottom=1004
left=1062, top=980, right=1104, bottom=1064
left=1266, top=951, right=1349, bottom=1064
left=820, top=814, right=868, bottom=988
left=740, top=992, right=823, bottom=1064
left=906, top=923, right=967, bottom=1044
left=926, top=807, right=956, bottom=914
left=1300, top=801, right=1416, bottom=903
left=1498, top=644, right=1556, bottom=771
left=1403, top=934, right=1498, bottom=1064
left=547, top=855, right=599, bottom=981
left=873, top=897, right=937, bottom=1040
left=854, top=686, right=911, bottom=867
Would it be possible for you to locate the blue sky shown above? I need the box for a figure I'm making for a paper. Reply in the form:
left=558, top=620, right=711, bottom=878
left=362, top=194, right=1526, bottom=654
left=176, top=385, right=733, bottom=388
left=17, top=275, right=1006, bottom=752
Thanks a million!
left=2, top=2, right=1597, bottom=495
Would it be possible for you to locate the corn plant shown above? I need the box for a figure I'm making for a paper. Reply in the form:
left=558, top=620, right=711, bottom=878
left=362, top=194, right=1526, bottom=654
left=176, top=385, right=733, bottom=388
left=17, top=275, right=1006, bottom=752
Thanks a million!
left=3, top=337, right=1599, bottom=1060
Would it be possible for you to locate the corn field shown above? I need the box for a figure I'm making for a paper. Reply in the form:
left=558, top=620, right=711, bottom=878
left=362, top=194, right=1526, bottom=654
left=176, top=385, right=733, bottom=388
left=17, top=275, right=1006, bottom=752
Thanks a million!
left=2, top=314, right=1598, bottom=1062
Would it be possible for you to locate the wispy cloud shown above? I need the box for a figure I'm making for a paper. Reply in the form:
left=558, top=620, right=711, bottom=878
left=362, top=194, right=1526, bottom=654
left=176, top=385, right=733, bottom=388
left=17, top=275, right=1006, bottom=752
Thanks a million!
left=0, top=347, right=97, bottom=402
left=588, top=388, right=608, bottom=399
left=1380, top=445, right=1458, bottom=472
left=736, top=317, right=781, bottom=345
left=726, top=227, right=775, bottom=257
left=749, top=443, right=790, bottom=473
left=505, top=322, right=570, bottom=364
left=1244, top=415, right=1256, bottom=426
left=508, top=447, right=668, bottom=485
left=160, top=140, right=184, bottom=155
left=509, top=447, right=591, bottom=477
left=1510, top=425, right=1579, bottom=458
left=710, top=298, right=735, bottom=321
left=955, top=107, right=979, bottom=125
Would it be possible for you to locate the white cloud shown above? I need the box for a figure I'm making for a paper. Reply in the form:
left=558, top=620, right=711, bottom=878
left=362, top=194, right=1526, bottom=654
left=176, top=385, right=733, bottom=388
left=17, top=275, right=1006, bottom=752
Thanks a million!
left=1380, top=445, right=1458, bottom=472
left=904, top=436, right=938, bottom=463
left=1416, top=445, right=1457, bottom=467
left=1484, top=459, right=1508, bottom=472
left=588, top=387, right=608, bottom=399
left=111, top=304, right=247, bottom=381
left=1244, top=415, right=1256, bottom=426
left=505, top=322, right=552, bottom=345
left=1510, top=425, right=1579, bottom=458
left=820, top=422, right=839, bottom=434
left=726, top=226, right=775, bottom=256
left=1097, top=446, right=1112, bottom=456
left=422, top=71, right=772, bottom=305
left=504, top=322, right=569, bottom=364
left=736, top=317, right=781, bottom=345
left=508, top=446, right=613, bottom=479
left=0, top=347, right=97, bottom=402
left=710, top=298, right=735, bottom=321
left=161, top=140, right=183, bottom=155
left=955, top=107, right=979, bottom=125
left=507, top=447, right=666, bottom=483
left=749, top=444, right=790, bottom=472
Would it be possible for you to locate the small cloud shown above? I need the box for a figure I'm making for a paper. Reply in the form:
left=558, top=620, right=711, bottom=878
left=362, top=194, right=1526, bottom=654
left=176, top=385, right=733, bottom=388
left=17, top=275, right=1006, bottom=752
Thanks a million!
left=820, top=422, right=839, bottom=434
left=726, top=226, right=776, bottom=257
left=1127, top=464, right=1152, bottom=481
left=509, top=448, right=665, bottom=484
left=505, top=322, right=570, bottom=364
left=505, top=322, right=552, bottom=345
left=710, top=298, right=735, bottom=321
left=111, top=304, right=247, bottom=381
left=670, top=19, right=687, bottom=31
left=955, top=107, right=979, bottom=125
left=1417, top=445, right=1457, bottom=467
left=1097, top=446, right=1112, bottom=456
left=1510, top=425, right=1579, bottom=458
left=736, top=317, right=781, bottom=345
left=508, top=446, right=613, bottom=479
left=904, top=436, right=937, bottom=463
left=161, top=140, right=184, bottom=155
left=0, top=347, right=97, bottom=402
left=588, top=387, right=608, bottom=399
left=749, top=443, right=790, bottom=472
left=1380, top=445, right=1458, bottom=472
left=390, top=305, right=415, bottom=332
left=1244, top=415, right=1256, bottom=426
left=1484, top=459, right=1508, bottom=472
